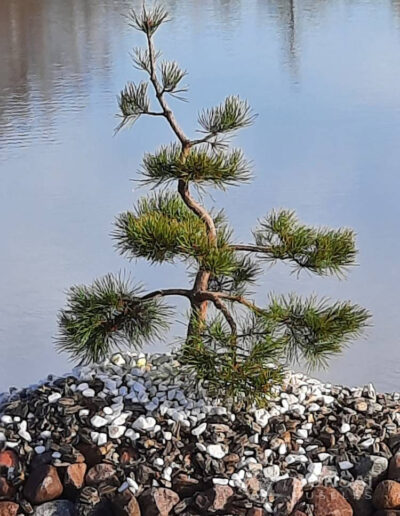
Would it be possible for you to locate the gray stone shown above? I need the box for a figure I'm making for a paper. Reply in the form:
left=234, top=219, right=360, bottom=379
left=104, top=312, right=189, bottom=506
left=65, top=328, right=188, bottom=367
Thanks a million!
left=33, top=501, right=76, bottom=516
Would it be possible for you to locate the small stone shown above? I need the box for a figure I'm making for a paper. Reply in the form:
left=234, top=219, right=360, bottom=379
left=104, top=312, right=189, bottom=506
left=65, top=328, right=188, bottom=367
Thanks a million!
left=194, top=486, right=234, bottom=513
left=373, top=480, right=400, bottom=510
left=109, top=426, right=126, bottom=439
left=90, top=415, right=108, bottom=428
left=313, top=486, right=353, bottom=516
left=132, top=416, right=156, bottom=432
left=0, top=450, right=18, bottom=469
left=32, top=500, right=75, bottom=516
left=192, top=423, right=207, bottom=436
left=35, top=446, right=46, bottom=455
left=86, top=463, right=117, bottom=486
left=139, top=487, right=179, bottom=516
left=389, top=453, right=400, bottom=481
left=339, top=461, right=354, bottom=470
left=82, top=389, right=95, bottom=398
left=340, top=423, right=351, bottom=434
left=274, top=477, right=303, bottom=514
left=48, top=393, right=61, bottom=404
left=0, top=502, right=19, bottom=516
left=207, top=444, right=226, bottom=459
left=113, top=490, right=141, bottom=516
left=111, top=353, right=126, bottom=366
left=24, top=465, right=63, bottom=504
left=64, top=463, right=87, bottom=491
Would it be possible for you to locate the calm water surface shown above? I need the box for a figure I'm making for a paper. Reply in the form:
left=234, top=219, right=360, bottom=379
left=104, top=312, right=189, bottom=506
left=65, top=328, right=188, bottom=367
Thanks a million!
left=1, top=0, right=400, bottom=392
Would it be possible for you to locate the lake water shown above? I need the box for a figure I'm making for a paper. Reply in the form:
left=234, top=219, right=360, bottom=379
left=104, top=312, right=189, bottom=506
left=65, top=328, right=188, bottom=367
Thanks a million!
left=1, top=0, right=400, bottom=392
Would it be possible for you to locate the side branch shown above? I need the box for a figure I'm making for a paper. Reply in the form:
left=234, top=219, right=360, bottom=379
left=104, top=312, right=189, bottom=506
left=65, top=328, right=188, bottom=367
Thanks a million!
left=146, top=34, right=189, bottom=146
left=233, top=244, right=272, bottom=253
left=141, top=288, right=191, bottom=301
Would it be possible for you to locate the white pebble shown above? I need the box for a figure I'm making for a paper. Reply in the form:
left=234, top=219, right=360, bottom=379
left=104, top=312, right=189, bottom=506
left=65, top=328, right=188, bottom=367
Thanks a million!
left=35, top=446, right=46, bottom=454
left=48, top=393, right=61, bottom=403
left=90, top=415, right=108, bottom=428
left=192, top=423, right=207, bottom=436
left=207, top=444, right=226, bottom=459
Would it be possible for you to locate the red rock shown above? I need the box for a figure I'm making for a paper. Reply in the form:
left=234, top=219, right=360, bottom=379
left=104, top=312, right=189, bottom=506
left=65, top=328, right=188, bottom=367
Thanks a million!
left=274, top=478, right=303, bottom=513
left=0, top=502, right=19, bottom=516
left=247, top=508, right=266, bottom=516
left=373, top=511, right=400, bottom=515
left=139, top=488, right=180, bottom=516
left=373, top=481, right=400, bottom=510
left=23, top=465, right=63, bottom=504
left=246, top=477, right=260, bottom=496
left=389, top=454, right=400, bottom=481
left=172, top=473, right=205, bottom=498
left=119, top=448, right=138, bottom=466
left=113, top=490, right=141, bottom=516
left=291, top=512, right=307, bottom=516
left=0, top=452, right=18, bottom=471
left=0, top=478, right=15, bottom=500
left=195, top=486, right=234, bottom=513
left=85, top=463, right=118, bottom=487
left=313, top=486, right=353, bottom=516
left=64, top=463, right=87, bottom=490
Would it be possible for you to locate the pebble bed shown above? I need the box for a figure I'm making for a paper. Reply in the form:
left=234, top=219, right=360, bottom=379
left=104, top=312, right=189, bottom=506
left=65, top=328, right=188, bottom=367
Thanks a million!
left=0, top=352, right=400, bottom=515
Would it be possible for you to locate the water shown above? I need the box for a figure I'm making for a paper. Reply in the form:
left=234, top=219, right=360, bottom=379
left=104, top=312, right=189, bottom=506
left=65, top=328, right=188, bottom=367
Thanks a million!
left=1, top=0, right=400, bottom=392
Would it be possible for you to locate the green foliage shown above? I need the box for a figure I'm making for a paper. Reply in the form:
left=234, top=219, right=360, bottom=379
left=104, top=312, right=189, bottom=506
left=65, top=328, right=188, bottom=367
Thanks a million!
left=113, top=193, right=237, bottom=276
left=180, top=315, right=285, bottom=407
left=57, top=3, right=371, bottom=407
left=141, top=144, right=251, bottom=188
left=127, top=4, right=169, bottom=36
left=254, top=210, right=357, bottom=276
left=117, top=81, right=150, bottom=130
left=57, top=274, right=171, bottom=365
left=160, top=61, right=187, bottom=95
left=198, top=95, right=255, bottom=136
left=264, top=295, right=370, bottom=369
left=208, top=255, right=261, bottom=296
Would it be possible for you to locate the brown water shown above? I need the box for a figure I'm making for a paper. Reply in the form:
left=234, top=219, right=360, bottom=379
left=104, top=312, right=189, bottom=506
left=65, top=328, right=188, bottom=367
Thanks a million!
left=1, top=0, right=400, bottom=391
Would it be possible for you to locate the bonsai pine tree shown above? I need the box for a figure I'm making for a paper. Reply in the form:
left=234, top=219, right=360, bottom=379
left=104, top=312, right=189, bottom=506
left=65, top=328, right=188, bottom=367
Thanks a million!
left=57, top=4, right=369, bottom=405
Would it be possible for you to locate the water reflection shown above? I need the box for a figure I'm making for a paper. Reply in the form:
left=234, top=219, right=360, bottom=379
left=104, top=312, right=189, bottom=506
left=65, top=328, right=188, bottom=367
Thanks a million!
left=1, top=0, right=400, bottom=391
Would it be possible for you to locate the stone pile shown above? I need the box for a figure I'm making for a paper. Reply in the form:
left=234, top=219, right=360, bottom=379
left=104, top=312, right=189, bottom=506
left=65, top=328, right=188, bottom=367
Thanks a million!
left=0, top=352, right=400, bottom=515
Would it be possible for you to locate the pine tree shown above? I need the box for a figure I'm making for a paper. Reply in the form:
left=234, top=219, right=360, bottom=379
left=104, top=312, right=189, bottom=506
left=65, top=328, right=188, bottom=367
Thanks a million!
left=57, top=4, right=370, bottom=405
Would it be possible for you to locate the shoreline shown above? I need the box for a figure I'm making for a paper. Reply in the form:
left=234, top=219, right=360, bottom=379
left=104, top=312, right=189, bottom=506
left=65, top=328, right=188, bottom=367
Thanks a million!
left=0, top=352, right=399, bottom=515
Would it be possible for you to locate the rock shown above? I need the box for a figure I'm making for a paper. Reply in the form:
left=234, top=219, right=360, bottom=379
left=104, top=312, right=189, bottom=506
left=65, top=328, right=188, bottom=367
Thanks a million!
left=389, top=453, right=400, bottom=481
left=139, top=488, right=179, bottom=516
left=247, top=508, right=266, bottom=516
left=76, top=444, right=103, bottom=468
left=313, top=486, right=353, bottom=516
left=274, top=478, right=303, bottom=514
left=355, top=456, right=388, bottom=484
left=0, top=477, right=15, bottom=499
left=342, top=480, right=374, bottom=516
left=112, top=490, right=141, bottom=516
left=0, top=502, right=19, bottom=516
left=32, top=500, right=76, bottom=516
left=206, top=444, right=226, bottom=459
left=172, top=474, right=205, bottom=498
left=194, top=486, right=234, bottom=513
left=0, top=451, right=18, bottom=470
left=373, top=481, right=400, bottom=510
left=64, top=463, right=87, bottom=491
left=85, top=464, right=118, bottom=487
left=24, top=465, right=63, bottom=504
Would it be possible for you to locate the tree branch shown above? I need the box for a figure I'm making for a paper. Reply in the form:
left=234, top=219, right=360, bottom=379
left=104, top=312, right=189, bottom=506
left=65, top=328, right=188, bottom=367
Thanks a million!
left=140, top=288, right=191, bottom=301
left=146, top=34, right=190, bottom=146
left=233, top=244, right=273, bottom=253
